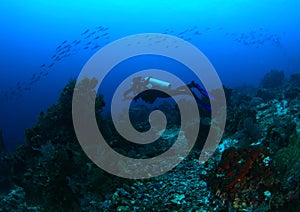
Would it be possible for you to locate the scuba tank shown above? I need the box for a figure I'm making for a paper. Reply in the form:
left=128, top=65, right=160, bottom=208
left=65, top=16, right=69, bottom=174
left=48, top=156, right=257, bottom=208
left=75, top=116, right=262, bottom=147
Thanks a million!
left=144, top=77, right=171, bottom=90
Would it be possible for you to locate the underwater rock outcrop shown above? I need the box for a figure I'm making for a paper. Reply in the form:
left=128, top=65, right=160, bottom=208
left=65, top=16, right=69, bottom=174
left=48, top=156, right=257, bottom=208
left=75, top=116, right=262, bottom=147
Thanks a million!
left=209, top=73, right=300, bottom=211
left=1, top=70, right=300, bottom=211
left=8, top=79, right=123, bottom=211
left=212, top=146, right=276, bottom=210
left=0, top=129, right=12, bottom=196
left=260, top=69, right=285, bottom=89
left=0, top=129, right=4, bottom=154
left=289, top=73, right=300, bottom=87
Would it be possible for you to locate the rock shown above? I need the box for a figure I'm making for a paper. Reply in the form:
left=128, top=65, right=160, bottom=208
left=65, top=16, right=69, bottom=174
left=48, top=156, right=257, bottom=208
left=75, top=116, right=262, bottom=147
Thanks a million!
left=0, top=129, right=5, bottom=153
left=249, top=97, right=264, bottom=107
left=171, top=193, right=185, bottom=204
left=260, top=69, right=285, bottom=88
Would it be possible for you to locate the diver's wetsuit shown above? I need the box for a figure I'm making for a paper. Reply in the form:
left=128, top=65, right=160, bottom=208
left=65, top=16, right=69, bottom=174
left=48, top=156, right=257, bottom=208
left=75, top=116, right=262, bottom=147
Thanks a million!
left=124, top=79, right=212, bottom=110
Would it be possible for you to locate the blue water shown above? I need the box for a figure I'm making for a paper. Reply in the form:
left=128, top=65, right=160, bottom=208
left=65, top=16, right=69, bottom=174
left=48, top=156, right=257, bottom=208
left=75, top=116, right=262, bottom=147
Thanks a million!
left=0, top=0, right=299, bottom=152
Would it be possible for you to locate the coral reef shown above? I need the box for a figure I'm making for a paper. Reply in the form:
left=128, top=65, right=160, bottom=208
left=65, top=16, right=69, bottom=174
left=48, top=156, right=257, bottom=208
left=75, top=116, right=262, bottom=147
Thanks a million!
left=0, top=129, right=4, bottom=154
left=209, top=72, right=300, bottom=210
left=260, top=69, right=285, bottom=89
left=8, top=78, right=121, bottom=211
left=0, top=129, right=12, bottom=195
left=289, top=73, right=300, bottom=87
left=1, top=70, right=300, bottom=211
left=271, top=135, right=300, bottom=210
left=212, top=146, right=278, bottom=210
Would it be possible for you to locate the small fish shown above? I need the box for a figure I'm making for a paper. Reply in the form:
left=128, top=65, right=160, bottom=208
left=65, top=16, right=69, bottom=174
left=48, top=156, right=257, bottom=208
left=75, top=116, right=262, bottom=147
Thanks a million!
left=62, top=40, right=67, bottom=44
left=48, top=63, right=55, bottom=68
left=89, top=31, right=96, bottom=36
left=75, top=40, right=81, bottom=45
left=31, top=73, right=36, bottom=80
left=42, top=72, right=48, bottom=76
left=85, top=35, right=91, bottom=39
left=86, top=41, right=92, bottom=45
left=63, top=44, right=71, bottom=49
left=91, top=45, right=100, bottom=50
left=56, top=47, right=63, bottom=53
left=178, top=30, right=187, bottom=35
left=38, top=71, right=43, bottom=76
left=40, top=64, right=46, bottom=68
left=101, top=32, right=109, bottom=37
left=94, top=36, right=100, bottom=40
left=82, top=29, right=89, bottom=35
left=29, top=77, right=40, bottom=85
left=83, top=46, right=89, bottom=49
left=103, top=27, right=109, bottom=31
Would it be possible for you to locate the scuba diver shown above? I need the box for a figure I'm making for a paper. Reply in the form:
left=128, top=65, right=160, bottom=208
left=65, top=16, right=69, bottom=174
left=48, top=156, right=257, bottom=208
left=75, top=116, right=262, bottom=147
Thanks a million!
left=123, top=76, right=213, bottom=110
